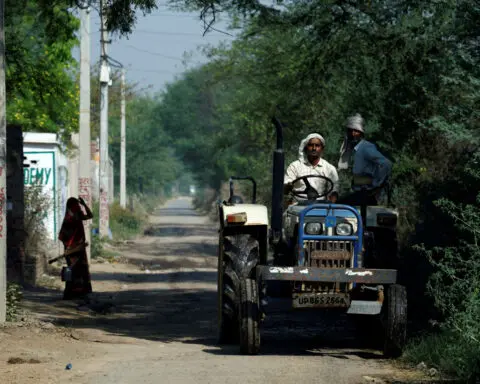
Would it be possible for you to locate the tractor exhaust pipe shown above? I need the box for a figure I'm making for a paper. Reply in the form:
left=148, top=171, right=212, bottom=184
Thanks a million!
left=270, top=116, right=285, bottom=244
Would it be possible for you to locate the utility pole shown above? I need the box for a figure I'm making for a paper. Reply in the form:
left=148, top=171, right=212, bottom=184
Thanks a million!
left=0, top=0, right=6, bottom=323
left=99, top=0, right=110, bottom=237
left=78, top=2, right=92, bottom=262
left=120, top=69, right=126, bottom=208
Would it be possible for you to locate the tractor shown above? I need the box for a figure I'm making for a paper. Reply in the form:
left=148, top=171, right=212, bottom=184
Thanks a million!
left=216, top=117, right=407, bottom=356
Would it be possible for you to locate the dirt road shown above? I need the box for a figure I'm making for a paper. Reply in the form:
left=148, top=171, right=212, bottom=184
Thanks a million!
left=0, top=197, right=426, bottom=384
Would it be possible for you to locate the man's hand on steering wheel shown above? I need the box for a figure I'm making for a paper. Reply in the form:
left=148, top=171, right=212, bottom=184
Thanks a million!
left=328, top=191, right=339, bottom=203
left=289, top=175, right=335, bottom=201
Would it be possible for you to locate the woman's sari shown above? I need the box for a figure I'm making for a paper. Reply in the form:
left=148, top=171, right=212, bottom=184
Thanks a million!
left=58, top=199, right=92, bottom=300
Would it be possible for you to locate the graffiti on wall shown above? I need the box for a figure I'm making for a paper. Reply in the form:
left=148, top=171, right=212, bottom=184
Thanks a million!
left=99, top=189, right=109, bottom=235
left=0, top=180, right=4, bottom=239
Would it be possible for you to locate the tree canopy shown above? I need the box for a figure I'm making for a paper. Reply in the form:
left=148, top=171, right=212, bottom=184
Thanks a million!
left=5, top=0, right=80, bottom=141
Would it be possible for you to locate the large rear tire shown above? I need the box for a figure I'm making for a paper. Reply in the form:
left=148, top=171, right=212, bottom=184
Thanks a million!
left=382, top=284, right=407, bottom=358
left=217, top=234, right=260, bottom=345
left=218, top=263, right=239, bottom=344
left=239, top=278, right=260, bottom=355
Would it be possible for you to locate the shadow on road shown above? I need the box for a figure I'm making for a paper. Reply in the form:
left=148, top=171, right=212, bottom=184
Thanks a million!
left=22, top=280, right=386, bottom=359
left=153, top=208, right=202, bottom=217
left=122, top=242, right=218, bottom=259
left=91, top=270, right=217, bottom=284
left=144, top=224, right=217, bottom=238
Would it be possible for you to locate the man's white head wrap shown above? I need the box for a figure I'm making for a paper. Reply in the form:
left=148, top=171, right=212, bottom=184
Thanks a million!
left=338, top=113, right=365, bottom=169
left=299, top=133, right=325, bottom=163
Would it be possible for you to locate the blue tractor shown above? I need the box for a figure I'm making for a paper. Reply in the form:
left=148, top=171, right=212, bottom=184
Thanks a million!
left=216, top=117, right=407, bottom=356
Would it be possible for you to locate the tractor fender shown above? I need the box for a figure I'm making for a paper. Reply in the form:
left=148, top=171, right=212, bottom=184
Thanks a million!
left=222, top=204, right=269, bottom=227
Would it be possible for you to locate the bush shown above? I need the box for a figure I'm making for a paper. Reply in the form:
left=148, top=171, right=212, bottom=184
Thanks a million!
left=109, top=201, right=145, bottom=240
left=89, top=195, right=164, bottom=245
left=91, top=233, right=108, bottom=259
left=405, top=178, right=480, bottom=381
left=404, top=331, right=480, bottom=382
left=24, top=183, right=51, bottom=255
left=6, top=282, right=23, bottom=322
left=137, top=194, right=163, bottom=214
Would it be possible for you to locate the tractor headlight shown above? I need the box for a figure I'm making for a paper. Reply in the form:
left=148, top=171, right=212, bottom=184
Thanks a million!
left=305, top=222, right=322, bottom=235
left=335, top=222, right=353, bottom=236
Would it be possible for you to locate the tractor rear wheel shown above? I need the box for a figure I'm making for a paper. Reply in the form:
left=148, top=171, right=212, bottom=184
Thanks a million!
left=382, top=284, right=407, bottom=358
left=218, top=234, right=260, bottom=344
left=239, top=278, right=260, bottom=355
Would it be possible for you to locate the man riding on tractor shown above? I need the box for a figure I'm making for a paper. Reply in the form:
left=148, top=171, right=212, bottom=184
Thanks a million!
left=337, top=113, right=393, bottom=206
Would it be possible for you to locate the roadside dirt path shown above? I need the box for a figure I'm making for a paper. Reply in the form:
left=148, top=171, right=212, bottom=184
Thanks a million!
left=0, top=197, right=429, bottom=384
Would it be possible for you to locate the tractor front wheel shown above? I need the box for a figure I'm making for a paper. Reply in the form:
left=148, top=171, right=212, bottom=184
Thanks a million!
left=382, top=284, right=407, bottom=358
left=239, top=278, right=261, bottom=355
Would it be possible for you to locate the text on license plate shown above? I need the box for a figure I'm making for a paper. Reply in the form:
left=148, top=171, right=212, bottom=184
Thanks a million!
left=292, top=293, right=350, bottom=308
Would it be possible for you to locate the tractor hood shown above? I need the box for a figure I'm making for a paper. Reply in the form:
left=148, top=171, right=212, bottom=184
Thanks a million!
left=286, top=204, right=358, bottom=219
left=285, top=204, right=399, bottom=232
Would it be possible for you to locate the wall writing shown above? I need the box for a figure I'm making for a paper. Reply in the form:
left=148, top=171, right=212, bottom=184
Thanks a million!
left=24, top=167, right=52, bottom=185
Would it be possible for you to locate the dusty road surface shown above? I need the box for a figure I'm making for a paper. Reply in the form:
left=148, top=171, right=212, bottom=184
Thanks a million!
left=0, top=197, right=429, bottom=384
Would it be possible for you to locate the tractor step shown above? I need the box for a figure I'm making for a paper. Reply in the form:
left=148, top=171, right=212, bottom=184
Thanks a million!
left=347, top=300, right=382, bottom=315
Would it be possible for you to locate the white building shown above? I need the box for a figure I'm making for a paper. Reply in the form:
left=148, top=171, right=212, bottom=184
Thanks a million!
left=23, top=133, right=71, bottom=243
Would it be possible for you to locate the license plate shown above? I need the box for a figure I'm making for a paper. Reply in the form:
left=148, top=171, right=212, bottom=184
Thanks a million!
left=292, top=293, right=350, bottom=308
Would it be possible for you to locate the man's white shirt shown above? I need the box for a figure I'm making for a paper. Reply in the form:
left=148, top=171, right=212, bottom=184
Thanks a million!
left=284, top=158, right=339, bottom=197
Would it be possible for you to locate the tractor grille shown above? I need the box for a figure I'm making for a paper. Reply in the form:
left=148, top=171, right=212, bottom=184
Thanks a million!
left=298, top=240, right=354, bottom=294
left=304, top=240, right=353, bottom=268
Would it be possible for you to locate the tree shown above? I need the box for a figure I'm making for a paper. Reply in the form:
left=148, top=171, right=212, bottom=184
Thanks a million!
left=109, top=94, right=181, bottom=195
left=5, top=0, right=80, bottom=141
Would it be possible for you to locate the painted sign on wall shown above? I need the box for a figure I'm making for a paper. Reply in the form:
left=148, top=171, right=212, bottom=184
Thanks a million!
left=24, top=151, right=57, bottom=240
left=24, top=167, right=53, bottom=185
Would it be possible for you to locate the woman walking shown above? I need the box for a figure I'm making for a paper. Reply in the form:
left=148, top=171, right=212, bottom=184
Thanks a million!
left=58, top=197, right=93, bottom=300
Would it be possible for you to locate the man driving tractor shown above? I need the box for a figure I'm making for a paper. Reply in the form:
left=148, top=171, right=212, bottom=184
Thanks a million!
left=284, top=133, right=339, bottom=203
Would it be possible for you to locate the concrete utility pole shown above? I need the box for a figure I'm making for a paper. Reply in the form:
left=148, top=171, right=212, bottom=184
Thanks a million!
left=78, top=3, right=92, bottom=261
left=99, top=0, right=110, bottom=237
left=120, top=69, right=126, bottom=208
left=0, top=0, right=6, bottom=323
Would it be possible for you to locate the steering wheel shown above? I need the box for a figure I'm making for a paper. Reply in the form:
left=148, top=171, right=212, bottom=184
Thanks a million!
left=289, top=175, right=334, bottom=201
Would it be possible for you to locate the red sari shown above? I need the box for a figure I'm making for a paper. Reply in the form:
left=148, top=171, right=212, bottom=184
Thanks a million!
left=58, top=198, right=92, bottom=300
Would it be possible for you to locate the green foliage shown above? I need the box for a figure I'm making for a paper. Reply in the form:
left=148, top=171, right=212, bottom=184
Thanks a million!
left=109, top=201, right=145, bottom=239
left=102, top=0, right=157, bottom=36
left=137, top=194, right=164, bottom=214
left=24, top=183, right=52, bottom=255
left=108, top=91, right=182, bottom=196
left=91, top=233, right=108, bottom=259
left=6, top=283, right=23, bottom=322
left=404, top=331, right=480, bottom=382
left=5, top=0, right=80, bottom=142
left=406, top=152, right=480, bottom=380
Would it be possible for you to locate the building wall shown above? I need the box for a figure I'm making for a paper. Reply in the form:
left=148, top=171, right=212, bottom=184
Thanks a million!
left=23, top=133, right=69, bottom=244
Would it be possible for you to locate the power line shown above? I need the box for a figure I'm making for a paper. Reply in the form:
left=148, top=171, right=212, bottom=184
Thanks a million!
left=126, top=68, right=179, bottom=74
left=123, top=44, right=185, bottom=61
left=132, top=28, right=234, bottom=38
left=146, top=13, right=200, bottom=19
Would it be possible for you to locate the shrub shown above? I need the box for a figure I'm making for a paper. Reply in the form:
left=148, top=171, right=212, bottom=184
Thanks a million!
left=109, top=201, right=145, bottom=240
left=6, top=282, right=23, bottom=322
